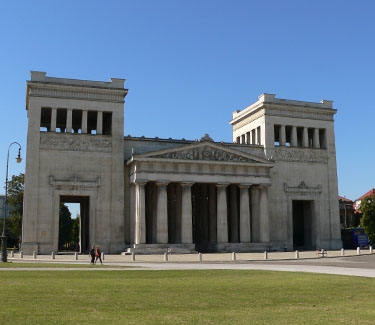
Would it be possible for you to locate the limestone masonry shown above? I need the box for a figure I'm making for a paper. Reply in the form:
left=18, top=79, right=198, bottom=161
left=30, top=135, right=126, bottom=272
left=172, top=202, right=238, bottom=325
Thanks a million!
left=22, top=71, right=342, bottom=254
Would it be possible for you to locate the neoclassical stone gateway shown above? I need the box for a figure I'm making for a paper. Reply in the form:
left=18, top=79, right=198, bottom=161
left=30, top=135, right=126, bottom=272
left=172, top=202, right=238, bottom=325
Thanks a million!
left=22, top=72, right=342, bottom=254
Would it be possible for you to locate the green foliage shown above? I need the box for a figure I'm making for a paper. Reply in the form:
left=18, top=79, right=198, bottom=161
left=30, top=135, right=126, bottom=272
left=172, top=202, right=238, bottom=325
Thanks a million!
left=6, top=173, right=24, bottom=218
left=71, top=216, right=79, bottom=244
left=58, top=204, right=73, bottom=250
left=5, top=173, right=24, bottom=248
left=360, top=195, right=375, bottom=243
left=6, top=213, right=22, bottom=248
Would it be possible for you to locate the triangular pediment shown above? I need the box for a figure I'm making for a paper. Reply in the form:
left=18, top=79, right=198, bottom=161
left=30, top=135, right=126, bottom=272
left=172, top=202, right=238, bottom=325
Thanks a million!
left=129, top=140, right=272, bottom=165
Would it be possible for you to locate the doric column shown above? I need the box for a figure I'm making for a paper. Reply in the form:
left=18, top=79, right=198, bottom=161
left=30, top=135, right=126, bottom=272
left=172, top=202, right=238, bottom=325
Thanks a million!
left=259, top=185, right=270, bottom=242
left=181, top=183, right=193, bottom=244
left=313, top=128, right=320, bottom=148
left=51, top=107, right=57, bottom=132
left=129, top=183, right=135, bottom=244
left=97, top=111, right=103, bottom=135
left=239, top=184, right=251, bottom=243
left=135, top=182, right=146, bottom=244
left=82, top=110, right=88, bottom=134
left=156, top=182, right=169, bottom=244
left=66, top=109, right=73, bottom=133
left=303, top=127, right=309, bottom=147
left=251, top=186, right=260, bottom=242
left=291, top=126, right=297, bottom=147
left=216, top=183, right=228, bottom=243
left=280, top=125, right=286, bottom=146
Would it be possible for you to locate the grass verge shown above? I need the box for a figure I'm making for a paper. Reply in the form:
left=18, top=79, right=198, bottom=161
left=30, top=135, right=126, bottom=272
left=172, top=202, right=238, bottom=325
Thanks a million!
left=0, top=269, right=373, bottom=324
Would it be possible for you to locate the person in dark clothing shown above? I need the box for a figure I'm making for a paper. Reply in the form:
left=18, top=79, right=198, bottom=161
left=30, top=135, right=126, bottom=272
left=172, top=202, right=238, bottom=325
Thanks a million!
left=89, top=246, right=96, bottom=264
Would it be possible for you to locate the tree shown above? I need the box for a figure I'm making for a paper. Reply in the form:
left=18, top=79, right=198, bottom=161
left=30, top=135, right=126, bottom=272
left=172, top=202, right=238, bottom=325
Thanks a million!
left=5, top=173, right=24, bottom=248
left=360, top=195, right=375, bottom=244
left=58, top=204, right=73, bottom=250
left=71, top=215, right=79, bottom=243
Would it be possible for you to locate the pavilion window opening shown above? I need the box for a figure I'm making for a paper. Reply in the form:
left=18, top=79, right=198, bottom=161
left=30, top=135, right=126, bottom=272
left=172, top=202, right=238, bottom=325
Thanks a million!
left=87, top=111, right=97, bottom=134
left=256, top=126, right=261, bottom=145
left=319, top=129, right=326, bottom=149
left=274, top=124, right=280, bottom=146
left=72, top=109, right=83, bottom=134
left=56, top=108, right=67, bottom=133
left=308, top=128, right=315, bottom=148
left=102, top=112, right=112, bottom=135
left=251, top=129, right=256, bottom=144
left=285, top=125, right=292, bottom=147
left=296, top=127, right=303, bottom=147
left=40, top=107, right=52, bottom=132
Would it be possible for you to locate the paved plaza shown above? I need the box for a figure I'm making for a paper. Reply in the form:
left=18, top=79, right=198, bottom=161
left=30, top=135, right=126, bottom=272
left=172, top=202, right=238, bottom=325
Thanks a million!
left=4, top=249, right=375, bottom=277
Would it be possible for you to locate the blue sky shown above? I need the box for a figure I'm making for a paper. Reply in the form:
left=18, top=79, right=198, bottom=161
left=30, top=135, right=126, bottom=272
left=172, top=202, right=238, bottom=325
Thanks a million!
left=0, top=1, right=374, bottom=210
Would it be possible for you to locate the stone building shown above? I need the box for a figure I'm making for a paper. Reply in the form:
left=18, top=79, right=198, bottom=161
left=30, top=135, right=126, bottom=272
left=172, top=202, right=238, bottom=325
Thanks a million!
left=22, top=71, right=342, bottom=254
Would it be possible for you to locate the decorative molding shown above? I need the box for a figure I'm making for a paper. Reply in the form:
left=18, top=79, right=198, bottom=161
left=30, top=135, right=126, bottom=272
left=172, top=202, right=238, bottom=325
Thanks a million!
left=152, top=145, right=257, bottom=162
left=40, top=133, right=112, bottom=153
left=49, top=176, right=101, bottom=190
left=28, top=84, right=126, bottom=103
left=200, top=134, right=214, bottom=142
left=274, top=147, right=328, bottom=163
left=232, top=110, right=264, bottom=131
left=266, top=106, right=335, bottom=121
left=284, top=181, right=321, bottom=195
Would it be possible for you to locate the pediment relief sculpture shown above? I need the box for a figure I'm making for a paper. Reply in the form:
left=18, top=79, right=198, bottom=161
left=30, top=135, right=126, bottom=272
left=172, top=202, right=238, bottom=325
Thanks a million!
left=151, top=145, right=262, bottom=163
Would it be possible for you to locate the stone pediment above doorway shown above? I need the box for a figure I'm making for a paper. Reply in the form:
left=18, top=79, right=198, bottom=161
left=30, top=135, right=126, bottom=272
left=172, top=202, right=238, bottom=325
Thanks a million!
left=128, top=135, right=272, bottom=166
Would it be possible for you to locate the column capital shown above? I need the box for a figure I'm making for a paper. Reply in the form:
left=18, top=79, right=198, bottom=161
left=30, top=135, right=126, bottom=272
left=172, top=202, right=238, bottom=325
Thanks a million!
left=239, top=184, right=252, bottom=189
left=181, top=182, right=194, bottom=188
left=133, top=181, right=147, bottom=186
left=216, top=183, right=229, bottom=189
left=156, top=181, right=169, bottom=187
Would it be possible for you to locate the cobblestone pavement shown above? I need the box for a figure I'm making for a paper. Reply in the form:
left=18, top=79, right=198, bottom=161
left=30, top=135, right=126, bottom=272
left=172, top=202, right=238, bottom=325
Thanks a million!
left=3, top=249, right=375, bottom=277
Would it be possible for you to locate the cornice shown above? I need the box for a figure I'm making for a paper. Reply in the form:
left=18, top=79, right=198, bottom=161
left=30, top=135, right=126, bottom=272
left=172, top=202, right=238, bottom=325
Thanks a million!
left=27, top=82, right=127, bottom=105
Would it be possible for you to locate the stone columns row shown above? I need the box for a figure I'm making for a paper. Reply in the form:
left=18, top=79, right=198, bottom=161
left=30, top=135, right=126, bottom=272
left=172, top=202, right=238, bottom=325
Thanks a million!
left=277, top=125, right=322, bottom=148
left=48, top=108, right=103, bottom=134
left=238, top=127, right=261, bottom=145
left=133, top=182, right=270, bottom=246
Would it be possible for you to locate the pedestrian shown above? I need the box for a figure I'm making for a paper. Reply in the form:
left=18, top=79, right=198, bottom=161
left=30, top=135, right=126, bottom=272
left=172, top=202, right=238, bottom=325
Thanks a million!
left=89, top=246, right=95, bottom=264
left=95, top=246, right=102, bottom=264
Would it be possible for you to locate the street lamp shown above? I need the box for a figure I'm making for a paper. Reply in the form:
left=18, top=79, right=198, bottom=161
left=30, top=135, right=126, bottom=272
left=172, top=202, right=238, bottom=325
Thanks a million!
left=1, top=142, right=22, bottom=262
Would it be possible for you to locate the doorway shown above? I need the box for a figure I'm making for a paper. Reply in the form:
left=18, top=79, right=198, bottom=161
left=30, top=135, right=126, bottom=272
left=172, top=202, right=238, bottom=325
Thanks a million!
left=292, top=200, right=314, bottom=250
left=59, top=196, right=90, bottom=253
left=192, top=183, right=217, bottom=252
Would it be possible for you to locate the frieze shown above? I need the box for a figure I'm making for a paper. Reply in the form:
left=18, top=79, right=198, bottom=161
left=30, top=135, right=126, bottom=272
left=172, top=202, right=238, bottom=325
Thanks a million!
left=274, top=147, right=328, bottom=163
left=266, top=106, right=334, bottom=121
left=40, top=133, right=112, bottom=153
left=152, top=145, right=254, bottom=162
left=284, top=181, right=322, bottom=195
left=28, top=85, right=125, bottom=103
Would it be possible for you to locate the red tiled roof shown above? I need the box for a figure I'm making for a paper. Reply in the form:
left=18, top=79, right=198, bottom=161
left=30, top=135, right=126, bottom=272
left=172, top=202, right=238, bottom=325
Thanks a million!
left=355, top=188, right=375, bottom=201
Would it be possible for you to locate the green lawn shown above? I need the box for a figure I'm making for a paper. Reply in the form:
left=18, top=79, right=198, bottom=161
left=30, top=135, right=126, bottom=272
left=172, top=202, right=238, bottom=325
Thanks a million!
left=0, top=269, right=373, bottom=324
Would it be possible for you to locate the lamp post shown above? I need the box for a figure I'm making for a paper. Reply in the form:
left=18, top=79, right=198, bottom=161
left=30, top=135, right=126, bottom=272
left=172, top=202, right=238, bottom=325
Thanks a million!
left=1, top=142, right=22, bottom=262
